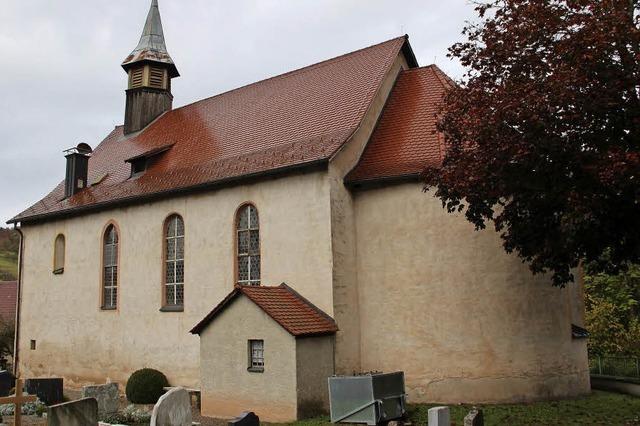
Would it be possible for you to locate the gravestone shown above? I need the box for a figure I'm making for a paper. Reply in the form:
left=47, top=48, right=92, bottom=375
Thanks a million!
left=428, top=406, right=450, bottom=426
left=150, top=387, right=192, bottom=426
left=47, top=397, right=98, bottom=426
left=464, top=408, right=484, bottom=426
left=82, top=383, right=119, bottom=415
left=0, top=371, right=14, bottom=397
left=228, top=411, right=260, bottom=426
left=25, top=377, right=63, bottom=405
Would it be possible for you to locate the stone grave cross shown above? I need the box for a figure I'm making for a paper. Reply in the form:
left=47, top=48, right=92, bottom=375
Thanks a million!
left=0, top=378, right=38, bottom=426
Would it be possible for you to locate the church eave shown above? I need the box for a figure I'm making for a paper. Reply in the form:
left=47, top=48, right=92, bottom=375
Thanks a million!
left=344, top=172, right=421, bottom=191
left=8, top=158, right=329, bottom=226
left=401, top=36, right=419, bottom=68
left=121, top=56, right=179, bottom=78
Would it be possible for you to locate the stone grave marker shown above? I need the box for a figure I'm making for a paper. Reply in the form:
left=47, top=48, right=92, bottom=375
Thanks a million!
left=150, top=387, right=192, bottom=426
left=464, top=408, right=484, bottom=426
left=0, top=371, right=15, bottom=397
left=48, top=397, right=98, bottom=426
left=82, top=382, right=119, bottom=415
left=228, top=411, right=260, bottom=426
left=25, top=377, right=63, bottom=405
left=428, top=406, right=450, bottom=426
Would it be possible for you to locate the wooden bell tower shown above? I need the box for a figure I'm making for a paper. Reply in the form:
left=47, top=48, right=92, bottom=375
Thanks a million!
left=121, top=0, right=179, bottom=135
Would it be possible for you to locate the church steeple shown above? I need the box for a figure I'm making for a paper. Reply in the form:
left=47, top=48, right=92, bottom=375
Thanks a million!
left=121, top=0, right=179, bottom=135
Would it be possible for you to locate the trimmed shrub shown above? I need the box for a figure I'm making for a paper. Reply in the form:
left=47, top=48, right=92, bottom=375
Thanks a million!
left=125, top=368, right=169, bottom=404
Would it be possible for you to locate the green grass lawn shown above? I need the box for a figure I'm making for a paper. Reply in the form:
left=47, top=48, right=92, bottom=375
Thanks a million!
left=280, top=391, right=640, bottom=426
left=0, top=251, right=17, bottom=280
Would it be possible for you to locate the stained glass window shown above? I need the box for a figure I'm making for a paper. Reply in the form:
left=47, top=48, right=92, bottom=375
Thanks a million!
left=102, top=225, right=118, bottom=309
left=164, top=215, right=185, bottom=307
left=237, top=205, right=260, bottom=285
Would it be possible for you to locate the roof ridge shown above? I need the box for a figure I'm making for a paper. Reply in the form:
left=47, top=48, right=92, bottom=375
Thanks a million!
left=428, top=64, right=456, bottom=89
left=170, top=35, right=408, bottom=113
left=400, top=64, right=437, bottom=73
left=279, top=283, right=338, bottom=327
left=399, top=65, right=455, bottom=89
left=242, top=284, right=282, bottom=290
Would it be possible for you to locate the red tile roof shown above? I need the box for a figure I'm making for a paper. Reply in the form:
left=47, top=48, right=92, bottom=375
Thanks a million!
left=190, top=283, right=338, bottom=337
left=0, top=282, right=17, bottom=323
left=11, top=36, right=413, bottom=224
left=345, top=65, right=452, bottom=185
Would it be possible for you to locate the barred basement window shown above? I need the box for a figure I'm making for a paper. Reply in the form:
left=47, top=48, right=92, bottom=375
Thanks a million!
left=149, top=67, right=165, bottom=89
left=102, top=224, right=118, bottom=310
left=236, top=204, right=260, bottom=286
left=53, top=234, right=65, bottom=274
left=164, top=215, right=184, bottom=308
left=129, top=67, right=144, bottom=89
left=248, top=339, right=264, bottom=372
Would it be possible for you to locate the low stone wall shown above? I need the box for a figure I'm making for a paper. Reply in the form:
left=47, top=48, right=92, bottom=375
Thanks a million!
left=591, top=375, right=640, bottom=397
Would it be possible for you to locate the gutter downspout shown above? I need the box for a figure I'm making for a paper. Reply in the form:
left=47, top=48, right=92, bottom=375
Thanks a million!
left=12, top=225, right=23, bottom=378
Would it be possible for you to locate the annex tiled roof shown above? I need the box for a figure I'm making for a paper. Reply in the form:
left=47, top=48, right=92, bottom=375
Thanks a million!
left=11, top=36, right=412, bottom=224
left=0, top=281, right=17, bottom=322
left=190, top=283, right=338, bottom=337
left=345, top=65, right=453, bottom=185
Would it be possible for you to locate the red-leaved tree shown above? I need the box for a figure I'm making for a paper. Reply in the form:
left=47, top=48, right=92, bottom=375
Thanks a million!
left=425, top=0, right=640, bottom=285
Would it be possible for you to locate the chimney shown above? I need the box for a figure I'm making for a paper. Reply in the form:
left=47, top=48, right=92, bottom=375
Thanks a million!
left=64, top=143, right=92, bottom=198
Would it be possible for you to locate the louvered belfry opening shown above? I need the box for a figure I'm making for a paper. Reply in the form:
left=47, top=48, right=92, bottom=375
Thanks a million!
left=121, top=0, right=179, bottom=134
left=129, top=68, right=144, bottom=89
left=149, top=67, right=166, bottom=89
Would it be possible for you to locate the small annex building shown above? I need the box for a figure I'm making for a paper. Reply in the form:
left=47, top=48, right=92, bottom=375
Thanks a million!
left=190, top=284, right=338, bottom=422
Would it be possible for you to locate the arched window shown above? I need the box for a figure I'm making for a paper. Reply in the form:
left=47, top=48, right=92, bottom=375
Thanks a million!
left=53, top=234, right=65, bottom=274
left=164, top=215, right=184, bottom=307
left=236, top=204, right=260, bottom=286
left=102, top=224, right=118, bottom=310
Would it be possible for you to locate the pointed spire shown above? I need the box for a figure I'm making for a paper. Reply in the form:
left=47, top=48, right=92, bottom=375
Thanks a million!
left=122, top=0, right=179, bottom=77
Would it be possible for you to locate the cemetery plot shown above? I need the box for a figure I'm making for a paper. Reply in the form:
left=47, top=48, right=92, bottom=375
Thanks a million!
left=47, top=397, right=98, bottom=426
left=0, top=378, right=39, bottom=426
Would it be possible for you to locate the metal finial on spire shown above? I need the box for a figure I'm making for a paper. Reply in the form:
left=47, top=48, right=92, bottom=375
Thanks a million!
left=122, top=0, right=179, bottom=77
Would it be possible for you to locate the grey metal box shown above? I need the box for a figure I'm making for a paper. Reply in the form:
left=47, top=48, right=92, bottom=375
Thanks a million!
left=328, top=372, right=406, bottom=424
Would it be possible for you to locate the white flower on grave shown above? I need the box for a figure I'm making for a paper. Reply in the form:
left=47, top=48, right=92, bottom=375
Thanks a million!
left=0, top=395, right=46, bottom=416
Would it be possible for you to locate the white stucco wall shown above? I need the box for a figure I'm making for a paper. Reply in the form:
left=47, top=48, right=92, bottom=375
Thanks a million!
left=17, top=170, right=333, bottom=388
left=198, top=296, right=298, bottom=422
left=328, top=50, right=410, bottom=375
left=295, top=335, right=335, bottom=418
left=353, top=182, right=590, bottom=403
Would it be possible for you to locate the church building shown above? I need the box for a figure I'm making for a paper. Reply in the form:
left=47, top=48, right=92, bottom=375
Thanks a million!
left=9, top=0, right=590, bottom=421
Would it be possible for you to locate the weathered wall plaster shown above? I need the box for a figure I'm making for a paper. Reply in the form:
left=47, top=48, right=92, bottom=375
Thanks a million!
left=328, top=50, right=410, bottom=374
left=18, top=170, right=333, bottom=388
left=353, top=182, right=590, bottom=403
left=295, top=335, right=334, bottom=418
left=199, top=296, right=297, bottom=422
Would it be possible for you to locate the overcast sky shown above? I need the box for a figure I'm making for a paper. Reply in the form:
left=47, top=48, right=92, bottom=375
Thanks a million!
left=0, top=0, right=477, bottom=225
